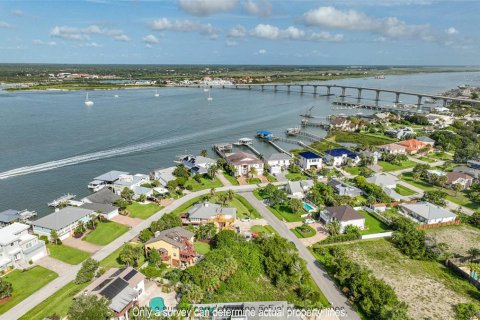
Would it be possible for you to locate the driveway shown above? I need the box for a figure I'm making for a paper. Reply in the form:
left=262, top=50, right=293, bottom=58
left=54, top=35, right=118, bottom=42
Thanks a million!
left=35, top=256, right=72, bottom=276
left=235, top=218, right=268, bottom=233
left=111, top=214, right=143, bottom=228
left=241, top=192, right=360, bottom=320
left=62, top=237, right=102, bottom=254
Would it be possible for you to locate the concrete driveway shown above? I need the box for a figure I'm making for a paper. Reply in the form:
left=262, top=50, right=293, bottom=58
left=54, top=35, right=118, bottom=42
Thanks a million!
left=235, top=218, right=268, bottom=233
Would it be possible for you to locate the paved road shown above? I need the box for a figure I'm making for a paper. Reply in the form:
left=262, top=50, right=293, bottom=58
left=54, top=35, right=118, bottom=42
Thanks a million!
left=241, top=192, right=360, bottom=320
left=2, top=184, right=267, bottom=320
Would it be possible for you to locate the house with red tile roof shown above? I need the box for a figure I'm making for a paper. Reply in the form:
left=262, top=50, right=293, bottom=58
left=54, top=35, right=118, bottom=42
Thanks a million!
left=397, top=139, right=429, bottom=154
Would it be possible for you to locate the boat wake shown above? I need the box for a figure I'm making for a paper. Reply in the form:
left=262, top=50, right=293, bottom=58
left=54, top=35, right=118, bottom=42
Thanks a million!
left=0, top=108, right=296, bottom=180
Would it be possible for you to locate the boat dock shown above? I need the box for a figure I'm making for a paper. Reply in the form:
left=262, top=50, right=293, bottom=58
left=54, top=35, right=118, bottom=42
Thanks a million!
left=301, top=118, right=329, bottom=129
left=332, top=101, right=421, bottom=114
left=212, top=143, right=233, bottom=158
left=268, top=140, right=292, bottom=157
left=47, top=193, right=82, bottom=207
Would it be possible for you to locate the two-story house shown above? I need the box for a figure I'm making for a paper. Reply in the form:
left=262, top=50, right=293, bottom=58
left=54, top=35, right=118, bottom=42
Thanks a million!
left=0, top=223, right=47, bottom=272
left=298, top=151, right=323, bottom=170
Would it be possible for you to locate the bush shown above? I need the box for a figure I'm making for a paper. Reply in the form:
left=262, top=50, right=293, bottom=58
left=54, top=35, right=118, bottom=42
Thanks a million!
left=318, top=233, right=361, bottom=245
left=75, top=258, right=99, bottom=284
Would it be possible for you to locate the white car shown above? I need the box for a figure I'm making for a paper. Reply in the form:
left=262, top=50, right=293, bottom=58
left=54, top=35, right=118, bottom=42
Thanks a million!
left=304, top=218, right=315, bottom=224
left=240, top=218, right=251, bottom=222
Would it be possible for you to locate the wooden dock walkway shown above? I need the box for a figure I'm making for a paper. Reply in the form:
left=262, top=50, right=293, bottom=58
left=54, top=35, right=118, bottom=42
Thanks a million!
left=268, top=140, right=292, bottom=157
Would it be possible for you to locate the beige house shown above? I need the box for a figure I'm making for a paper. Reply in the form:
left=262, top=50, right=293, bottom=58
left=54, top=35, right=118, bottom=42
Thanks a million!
left=226, top=152, right=264, bottom=177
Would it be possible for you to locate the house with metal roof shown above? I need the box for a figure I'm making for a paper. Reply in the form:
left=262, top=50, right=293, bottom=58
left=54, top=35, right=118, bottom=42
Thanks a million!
left=145, top=227, right=196, bottom=268
left=88, top=170, right=129, bottom=192
left=150, top=166, right=176, bottom=187
left=266, top=153, right=292, bottom=175
left=183, top=203, right=236, bottom=230
left=324, top=148, right=360, bottom=166
left=31, top=207, right=95, bottom=240
left=112, top=174, right=149, bottom=195
left=328, top=179, right=363, bottom=197
left=0, top=209, right=37, bottom=227
left=298, top=151, right=322, bottom=170
left=0, top=223, right=47, bottom=271
left=75, top=267, right=145, bottom=318
left=320, top=206, right=365, bottom=232
left=399, top=202, right=457, bottom=224
left=80, top=203, right=119, bottom=220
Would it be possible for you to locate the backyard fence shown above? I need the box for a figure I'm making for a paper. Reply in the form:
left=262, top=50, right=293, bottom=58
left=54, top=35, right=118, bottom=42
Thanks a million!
left=416, top=219, right=461, bottom=230
left=445, top=257, right=480, bottom=290
left=361, top=232, right=393, bottom=240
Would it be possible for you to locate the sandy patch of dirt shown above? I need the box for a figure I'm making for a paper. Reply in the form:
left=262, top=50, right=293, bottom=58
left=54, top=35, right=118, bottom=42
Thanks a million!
left=426, top=225, right=480, bottom=256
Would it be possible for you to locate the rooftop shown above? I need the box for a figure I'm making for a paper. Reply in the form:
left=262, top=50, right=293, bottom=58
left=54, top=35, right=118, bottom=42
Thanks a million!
left=187, top=202, right=236, bottom=220
left=80, top=203, right=117, bottom=214
left=325, top=206, right=364, bottom=222
left=324, top=148, right=358, bottom=159
left=0, top=209, right=20, bottom=223
left=82, top=188, right=121, bottom=205
left=0, top=223, right=30, bottom=246
left=299, top=151, right=321, bottom=159
left=94, top=170, right=129, bottom=182
left=226, top=152, right=262, bottom=165
left=145, top=226, right=194, bottom=249
left=400, top=202, right=456, bottom=220
left=267, top=153, right=292, bottom=161
left=31, top=207, right=94, bottom=231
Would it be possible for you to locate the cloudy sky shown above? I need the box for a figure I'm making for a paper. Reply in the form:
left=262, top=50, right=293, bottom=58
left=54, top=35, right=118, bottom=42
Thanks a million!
left=0, top=0, right=478, bottom=65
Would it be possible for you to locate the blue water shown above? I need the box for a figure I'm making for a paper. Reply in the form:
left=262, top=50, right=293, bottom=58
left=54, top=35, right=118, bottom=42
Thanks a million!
left=0, top=71, right=479, bottom=216
left=303, top=202, right=315, bottom=211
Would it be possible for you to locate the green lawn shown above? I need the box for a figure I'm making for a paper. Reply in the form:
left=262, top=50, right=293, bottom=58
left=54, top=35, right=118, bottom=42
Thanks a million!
left=265, top=173, right=277, bottom=182
left=418, top=156, right=436, bottom=163
left=126, top=202, right=161, bottom=219
left=378, top=160, right=417, bottom=172
left=0, top=266, right=58, bottom=314
left=285, top=172, right=309, bottom=181
left=401, top=172, right=480, bottom=210
left=430, top=152, right=453, bottom=161
left=222, top=172, right=239, bottom=185
left=18, top=281, right=88, bottom=320
left=100, top=242, right=144, bottom=269
left=185, top=176, right=223, bottom=192
left=330, top=131, right=396, bottom=147
left=291, top=224, right=316, bottom=238
left=344, top=166, right=361, bottom=176
left=268, top=204, right=304, bottom=222
left=194, top=241, right=211, bottom=255
left=394, top=184, right=417, bottom=196
left=248, top=178, right=262, bottom=184
left=83, top=221, right=129, bottom=246
left=250, top=224, right=278, bottom=235
left=358, top=210, right=390, bottom=235
left=47, top=243, right=90, bottom=265
left=309, top=139, right=343, bottom=152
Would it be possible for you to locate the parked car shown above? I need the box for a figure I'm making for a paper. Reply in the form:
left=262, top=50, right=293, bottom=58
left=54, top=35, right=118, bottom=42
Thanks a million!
left=304, top=218, right=315, bottom=224
left=240, top=217, right=251, bottom=222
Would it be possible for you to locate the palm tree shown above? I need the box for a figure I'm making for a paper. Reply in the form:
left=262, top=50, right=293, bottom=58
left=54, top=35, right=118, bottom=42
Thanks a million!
left=227, top=189, right=235, bottom=202
left=0, top=279, right=13, bottom=299
left=207, top=164, right=217, bottom=180
left=210, top=187, right=216, bottom=197
left=467, top=247, right=480, bottom=260
left=200, top=149, right=208, bottom=157
left=326, top=221, right=341, bottom=236
left=248, top=166, right=257, bottom=178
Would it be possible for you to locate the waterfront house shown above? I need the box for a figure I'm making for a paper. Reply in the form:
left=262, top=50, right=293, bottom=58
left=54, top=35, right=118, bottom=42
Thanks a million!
left=399, top=202, right=456, bottom=224
left=416, top=136, right=435, bottom=147
left=426, top=114, right=454, bottom=128
left=31, top=207, right=95, bottom=240
left=183, top=203, right=236, bottom=230
left=75, top=267, right=145, bottom=319
left=397, top=139, right=429, bottom=154
left=377, top=143, right=407, bottom=155
left=150, top=166, right=176, bottom=187
left=285, top=180, right=314, bottom=199
left=445, top=172, right=474, bottom=190
left=81, top=188, right=121, bottom=205
left=324, top=148, right=360, bottom=166
left=0, top=209, right=37, bottom=227
left=298, top=151, right=323, bottom=170
left=112, top=174, right=149, bottom=195
left=144, top=227, right=196, bottom=268
left=327, top=178, right=363, bottom=197
left=320, top=206, right=365, bottom=232
left=80, top=203, right=119, bottom=220
left=329, top=116, right=358, bottom=132
left=88, top=170, right=129, bottom=192
left=358, top=150, right=381, bottom=164
left=0, top=223, right=47, bottom=272
left=266, top=153, right=292, bottom=175
left=131, top=186, right=154, bottom=199
left=225, top=152, right=264, bottom=177
left=177, top=155, right=216, bottom=175
left=385, top=127, right=415, bottom=139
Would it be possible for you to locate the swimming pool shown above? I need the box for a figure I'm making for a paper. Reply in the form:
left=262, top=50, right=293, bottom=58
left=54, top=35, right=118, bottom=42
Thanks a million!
left=149, top=297, right=165, bottom=311
left=303, top=202, right=316, bottom=212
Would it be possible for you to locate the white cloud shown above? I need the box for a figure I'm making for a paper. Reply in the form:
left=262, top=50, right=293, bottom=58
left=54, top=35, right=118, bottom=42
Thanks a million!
left=178, top=0, right=237, bottom=16
left=243, top=0, right=272, bottom=17
left=445, top=27, right=458, bottom=35
left=143, top=34, right=159, bottom=44
left=11, top=9, right=24, bottom=17
left=33, top=39, right=57, bottom=46
left=249, top=24, right=343, bottom=42
left=228, top=25, right=247, bottom=37
left=0, top=21, right=12, bottom=29
left=303, top=6, right=434, bottom=41
left=148, top=18, right=219, bottom=38
left=50, top=25, right=129, bottom=42
left=258, top=49, right=267, bottom=54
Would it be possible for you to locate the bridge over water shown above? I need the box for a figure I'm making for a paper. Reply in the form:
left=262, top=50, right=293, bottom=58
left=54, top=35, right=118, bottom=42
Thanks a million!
left=181, top=83, right=479, bottom=107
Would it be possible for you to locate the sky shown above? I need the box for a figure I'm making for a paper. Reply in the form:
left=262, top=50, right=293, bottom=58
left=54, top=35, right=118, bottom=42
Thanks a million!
left=0, top=0, right=478, bottom=65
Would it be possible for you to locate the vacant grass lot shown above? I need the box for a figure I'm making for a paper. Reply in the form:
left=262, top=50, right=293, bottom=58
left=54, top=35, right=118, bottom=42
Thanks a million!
left=253, top=189, right=304, bottom=222
left=342, top=239, right=480, bottom=320
left=127, top=202, right=161, bottom=219
left=378, top=160, right=417, bottom=172
left=285, top=172, right=309, bottom=181
left=83, top=221, right=129, bottom=246
left=358, top=210, right=390, bottom=235
left=426, top=225, right=480, bottom=256
left=47, top=244, right=90, bottom=265
left=185, top=176, right=223, bottom=192
left=330, top=132, right=396, bottom=147
left=0, top=266, right=58, bottom=314
left=250, top=224, right=277, bottom=235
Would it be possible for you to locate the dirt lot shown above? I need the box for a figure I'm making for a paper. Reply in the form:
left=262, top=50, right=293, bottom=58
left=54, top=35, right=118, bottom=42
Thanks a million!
left=345, top=239, right=476, bottom=320
left=426, top=225, right=480, bottom=256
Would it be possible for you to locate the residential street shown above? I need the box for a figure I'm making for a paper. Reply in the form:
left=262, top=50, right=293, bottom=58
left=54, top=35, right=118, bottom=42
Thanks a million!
left=241, top=192, right=361, bottom=320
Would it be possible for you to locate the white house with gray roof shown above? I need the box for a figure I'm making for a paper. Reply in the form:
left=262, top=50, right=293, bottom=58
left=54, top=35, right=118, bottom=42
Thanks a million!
left=31, top=207, right=95, bottom=240
left=0, top=223, right=47, bottom=271
left=285, top=180, right=314, bottom=199
left=328, top=179, right=363, bottom=197
left=150, top=166, right=176, bottom=187
left=399, top=202, right=457, bottom=224
left=80, top=203, right=119, bottom=220
left=112, top=174, right=149, bottom=195
left=266, top=153, right=292, bottom=175
left=367, top=173, right=405, bottom=201
left=88, top=170, right=129, bottom=192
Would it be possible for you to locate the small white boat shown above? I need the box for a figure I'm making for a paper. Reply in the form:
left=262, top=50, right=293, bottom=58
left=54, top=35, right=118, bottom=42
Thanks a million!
left=154, top=90, right=160, bottom=97
left=84, top=93, right=94, bottom=106
left=203, top=88, right=209, bottom=92
left=114, top=94, right=119, bottom=98
left=207, top=90, right=213, bottom=101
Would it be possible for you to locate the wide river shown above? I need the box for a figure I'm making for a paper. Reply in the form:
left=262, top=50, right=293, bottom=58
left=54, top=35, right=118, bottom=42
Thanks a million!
left=1, top=71, right=479, bottom=216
